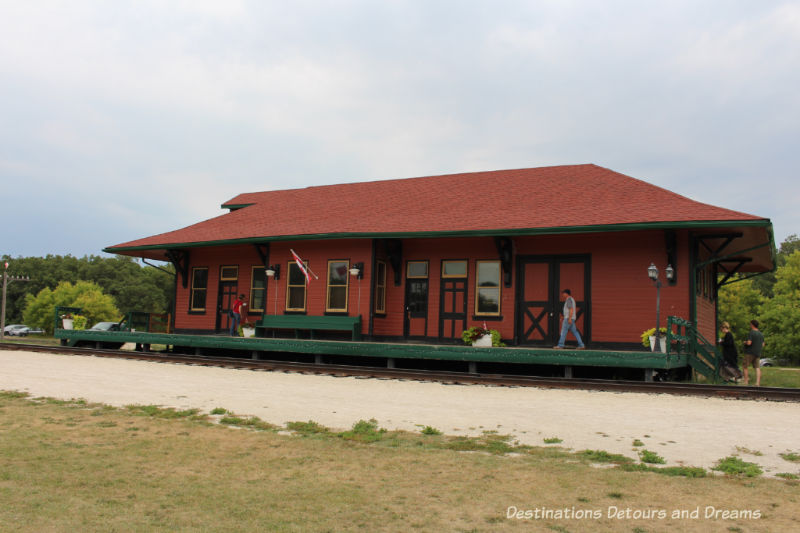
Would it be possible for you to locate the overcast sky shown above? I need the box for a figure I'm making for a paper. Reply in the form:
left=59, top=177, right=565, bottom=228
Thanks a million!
left=2, top=1, right=798, bottom=261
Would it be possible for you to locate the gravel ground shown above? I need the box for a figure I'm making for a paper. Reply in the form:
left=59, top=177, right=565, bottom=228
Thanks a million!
left=1, top=348, right=798, bottom=477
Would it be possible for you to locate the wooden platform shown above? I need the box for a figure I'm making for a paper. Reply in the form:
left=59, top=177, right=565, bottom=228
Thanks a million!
left=53, top=328, right=688, bottom=370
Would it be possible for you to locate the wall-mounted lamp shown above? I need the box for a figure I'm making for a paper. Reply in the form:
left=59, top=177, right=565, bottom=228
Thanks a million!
left=265, top=264, right=280, bottom=280
left=349, top=262, right=364, bottom=279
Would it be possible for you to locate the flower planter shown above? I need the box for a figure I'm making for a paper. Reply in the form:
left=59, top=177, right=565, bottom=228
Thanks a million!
left=473, top=334, right=493, bottom=347
left=241, top=327, right=255, bottom=338
left=62, top=318, right=74, bottom=330
left=649, top=335, right=666, bottom=352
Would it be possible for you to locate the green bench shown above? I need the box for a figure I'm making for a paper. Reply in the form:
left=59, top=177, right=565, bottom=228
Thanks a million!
left=256, top=315, right=362, bottom=341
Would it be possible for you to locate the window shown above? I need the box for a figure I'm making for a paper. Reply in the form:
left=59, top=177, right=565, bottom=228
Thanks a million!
left=250, top=266, right=267, bottom=313
left=326, top=260, right=350, bottom=312
left=442, top=260, right=468, bottom=278
left=286, top=261, right=308, bottom=312
left=220, top=265, right=238, bottom=281
left=407, top=261, right=428, bottom=278
left=374, top=260, right=387, bottom=314
left=190, top=267, right=208, bottom=312
left=476, top=261, right=501, bottom=315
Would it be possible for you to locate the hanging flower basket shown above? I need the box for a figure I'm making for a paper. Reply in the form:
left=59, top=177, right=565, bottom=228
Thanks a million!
left=62, top=318, right=74, bottom=330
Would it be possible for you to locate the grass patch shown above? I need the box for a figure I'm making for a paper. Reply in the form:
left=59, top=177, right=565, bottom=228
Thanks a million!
left=210, top=407, right=228, bottom=415
left=420, top=425, right=442, bottom=436
left=779, top=452, right=800, bottom=462
left=125, top=404, right=205, bottom=420
left=543, top=436, right=563, bottom=444
left=632, top=438, right=644, bottom=447
left=639, top=449, right=666, bottom=464
left=337, top=418, right=387, bottom=442
left=776, top=473, right=799, bottom=480
left=735, top=446, right=763, bottom=456
left=219, top=415, right=276, bottom=431
left=286, top=420, right=330, bottom=435
left=578, top=449, right=633, bottom=464
left=757, top=366, right=800, bottom=388
left=712, top=456, right=763, bottom=477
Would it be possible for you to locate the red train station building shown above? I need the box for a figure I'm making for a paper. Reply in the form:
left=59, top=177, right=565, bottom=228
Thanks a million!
left=106, top=164, right=774, bottom=351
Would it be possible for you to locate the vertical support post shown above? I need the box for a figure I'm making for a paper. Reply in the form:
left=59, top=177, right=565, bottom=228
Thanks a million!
left=315, top=354, right=322, bottom=364
left=644, top=368, right=654, bottom=382
left=468, top=361, right=477, bottom=374
left=564, top=366, right=573, bottom=378
left=387, top=358, right=395, bottom=369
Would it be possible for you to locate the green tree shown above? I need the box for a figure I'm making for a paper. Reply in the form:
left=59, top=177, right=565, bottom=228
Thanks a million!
left=23, top=281, right=121, bottom=334
left=717, top=277, right=764, bottom=343
left=1, top=254, right=174, bottom=324
left=759, top=250, right=800, bottom=364
left=751, top=234, right=800, bottom=298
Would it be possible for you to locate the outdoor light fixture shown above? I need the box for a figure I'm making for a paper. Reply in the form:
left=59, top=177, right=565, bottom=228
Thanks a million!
left=265, top=264, right=280, bottom=280
left=647, top=263, right=674, bottom=353
left=349, top=262, right=364, bottom=279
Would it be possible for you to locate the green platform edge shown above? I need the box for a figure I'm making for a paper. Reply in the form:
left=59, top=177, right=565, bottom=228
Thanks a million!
left=53, top=329, right=688, bottom=369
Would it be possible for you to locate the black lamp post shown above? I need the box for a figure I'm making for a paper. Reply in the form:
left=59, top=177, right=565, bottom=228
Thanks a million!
left=647, top=263, right=674, bottom=352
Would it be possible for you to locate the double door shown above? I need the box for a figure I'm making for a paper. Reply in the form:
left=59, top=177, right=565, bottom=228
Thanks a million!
left=515, top=255, right=590, bottom=346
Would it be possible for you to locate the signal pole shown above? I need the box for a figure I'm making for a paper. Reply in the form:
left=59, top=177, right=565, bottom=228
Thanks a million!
left=1, top=262, right=31, bottom=341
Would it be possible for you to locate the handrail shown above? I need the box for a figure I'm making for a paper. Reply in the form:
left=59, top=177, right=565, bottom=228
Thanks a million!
left=667, top=316, right=723, bottom=382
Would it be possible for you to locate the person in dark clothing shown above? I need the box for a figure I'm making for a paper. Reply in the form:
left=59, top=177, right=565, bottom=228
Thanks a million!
left=743, top=319, right=765, bottom=386
left=718, top=321, right=741, bottom=381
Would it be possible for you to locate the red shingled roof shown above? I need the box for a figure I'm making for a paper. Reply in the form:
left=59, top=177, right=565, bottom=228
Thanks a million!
left=107, top=164, right=766, bottom=251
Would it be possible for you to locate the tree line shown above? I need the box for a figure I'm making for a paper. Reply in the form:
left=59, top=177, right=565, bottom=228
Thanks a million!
left=2, top=254, right=174, bottom=332
left=718, top=234, right=800, bottom=365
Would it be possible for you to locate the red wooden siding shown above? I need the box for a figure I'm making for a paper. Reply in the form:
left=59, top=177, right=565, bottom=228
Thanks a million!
left=175, top=230, right=704, bottom=346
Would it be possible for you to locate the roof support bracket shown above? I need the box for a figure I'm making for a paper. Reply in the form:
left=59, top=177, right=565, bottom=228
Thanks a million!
left=384, top=239, right=403, bottom=286
left=253, top=243, right=270, bottom=270
left=494, top=236, right=513, bottom=288
left=716, top=258, right=752, bottom=288
left=165, top=249, right=190, bottom=289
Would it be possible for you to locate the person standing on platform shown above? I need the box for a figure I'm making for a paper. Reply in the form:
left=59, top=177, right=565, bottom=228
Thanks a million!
left=742, top=319, right=765, bottom=386
left=555, top=289, right=585, bottom=349
left=718, top=321, right=741, bottom=381
left=229, top=294, right=247, bottom=336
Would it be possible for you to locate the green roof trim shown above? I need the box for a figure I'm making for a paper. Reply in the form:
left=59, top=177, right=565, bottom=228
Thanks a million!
left=104, top=218, right=773, bottom=254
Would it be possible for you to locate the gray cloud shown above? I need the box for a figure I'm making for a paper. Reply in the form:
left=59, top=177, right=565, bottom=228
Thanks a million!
left=1, top=1, right=798, bottom=258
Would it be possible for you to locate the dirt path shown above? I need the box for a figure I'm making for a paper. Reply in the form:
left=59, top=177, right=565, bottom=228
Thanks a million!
left=1, top=349, right=798, bottom=477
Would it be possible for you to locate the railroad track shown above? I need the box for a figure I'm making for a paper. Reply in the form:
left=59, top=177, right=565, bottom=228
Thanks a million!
left=3, top=342, right=799, bottom=402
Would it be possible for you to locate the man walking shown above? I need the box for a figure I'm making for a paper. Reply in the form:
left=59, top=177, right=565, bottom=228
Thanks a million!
left=742, top=319, right=765, bottom=386
left=555, top=289, right=585, bottom=349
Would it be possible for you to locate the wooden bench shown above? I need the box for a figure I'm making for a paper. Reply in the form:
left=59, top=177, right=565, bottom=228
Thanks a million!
left=256, top=315, right=362, bottom=341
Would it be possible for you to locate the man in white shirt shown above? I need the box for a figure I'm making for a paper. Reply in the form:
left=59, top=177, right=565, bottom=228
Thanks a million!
left=555, top=289, right=585, bottom=349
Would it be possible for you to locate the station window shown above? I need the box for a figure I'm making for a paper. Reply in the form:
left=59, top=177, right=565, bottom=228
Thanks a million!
left=374, top=260, right=387, bottom=314
left=407, top=261, right=428, bottom=278
left=326, top=260, right=350, bottom=312
left=220, top=265, right=238, bottom=281
left=250, top=266, right=267, bottom=313
left=442, top=260, right=468, bottom=278
left=475, top=260, right=501, bottom=316
left=190, top=267, right=208, bottom=312
left=286, top=261, right=308, bottom=312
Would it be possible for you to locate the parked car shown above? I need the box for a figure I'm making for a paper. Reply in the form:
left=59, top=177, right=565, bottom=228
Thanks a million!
left=760, top=357, right=775, bottom=367
left=89, top=321, right=121, bottom=331
left=25, top=327, right=45, bottom=335
left=4, top=325, right=30, bottom=336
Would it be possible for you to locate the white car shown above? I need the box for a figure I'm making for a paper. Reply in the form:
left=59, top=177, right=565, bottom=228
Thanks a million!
left=3, top=324, right=29, bottom=336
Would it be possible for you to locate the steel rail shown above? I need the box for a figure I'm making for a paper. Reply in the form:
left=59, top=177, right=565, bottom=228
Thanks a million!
left=2, top=342, right=798, bottom=402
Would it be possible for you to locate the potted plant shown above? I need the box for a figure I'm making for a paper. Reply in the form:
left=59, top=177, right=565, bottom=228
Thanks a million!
left=240, top=322, right=256, bottom=338
left=61, top=313, right=74, bottom=330
left=641, top=327, right=668, bottom=352
left=72, top=315, right=88, bottom=331
left=461, top=323, right=505, bottom=347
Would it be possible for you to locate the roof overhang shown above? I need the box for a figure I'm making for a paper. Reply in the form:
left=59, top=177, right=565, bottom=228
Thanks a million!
left=105, top=219, right=776, bottom=271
